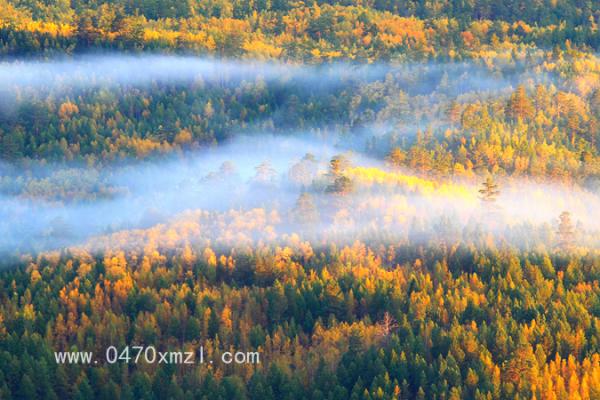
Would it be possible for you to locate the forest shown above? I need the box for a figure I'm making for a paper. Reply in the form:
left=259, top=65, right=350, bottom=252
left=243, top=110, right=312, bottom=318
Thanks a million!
left=1, top=0, right=600, bottom=399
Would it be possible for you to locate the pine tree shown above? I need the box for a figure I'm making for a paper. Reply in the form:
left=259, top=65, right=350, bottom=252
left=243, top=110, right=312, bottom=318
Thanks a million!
left=328, top=155, right=350, bottom=177
left=376, top=312, right=399, bottom=340
left=18, top=374, right=36, bottom=400
left=557, top=211, right=575, bottom=250
left=385, top=147, right=406, bottom=169
left=253, top=160, right=277, bottom=184
left=326, top=155, right=353, bottom=195
left=292, top=192, right=319, bottom=224
left=509, top=85, right=535, bottom=120
left=479, top=176, right=500, bottom=207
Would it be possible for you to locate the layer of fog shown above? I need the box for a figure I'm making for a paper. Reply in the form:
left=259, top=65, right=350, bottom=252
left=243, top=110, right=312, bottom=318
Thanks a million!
left=0, top=55, right=584, bottom=255
left=0, top=54, right=553, bottom=98
left=1, top=134, right=599, bottom=255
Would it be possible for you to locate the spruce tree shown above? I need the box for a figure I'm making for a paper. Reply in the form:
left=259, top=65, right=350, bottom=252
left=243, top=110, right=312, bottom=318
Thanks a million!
left=557, top=211, right=575, bottom=250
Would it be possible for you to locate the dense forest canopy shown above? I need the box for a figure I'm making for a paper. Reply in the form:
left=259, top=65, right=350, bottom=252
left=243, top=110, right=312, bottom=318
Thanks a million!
left=0, top=0, right=599, bottom=57
left=1, top=0, right=600, bottom=399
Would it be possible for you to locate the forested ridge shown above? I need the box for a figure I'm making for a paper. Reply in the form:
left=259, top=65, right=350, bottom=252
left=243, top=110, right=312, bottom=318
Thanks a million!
left=0, top=0, right=599, bottom=58
left=4, top=229, right=600, bottom=399
left=2, top=54, right=600, bottom=182
left=1, top=0, right=600, bottom=399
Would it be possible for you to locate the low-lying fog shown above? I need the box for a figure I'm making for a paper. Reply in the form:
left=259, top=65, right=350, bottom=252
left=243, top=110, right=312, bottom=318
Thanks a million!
left=0, top=54, right=552, bottom=97
left=1, top=134, right=599, bottom=254
left=0, top=55, right=592, bottom=255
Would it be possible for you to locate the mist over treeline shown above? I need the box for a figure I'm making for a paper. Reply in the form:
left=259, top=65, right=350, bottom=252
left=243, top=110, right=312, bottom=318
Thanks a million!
left=1, top=134, right=599, bottom=256
left=0, top=55, right=599, bottom=254
left=0, top=54, right=549, bottom=93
